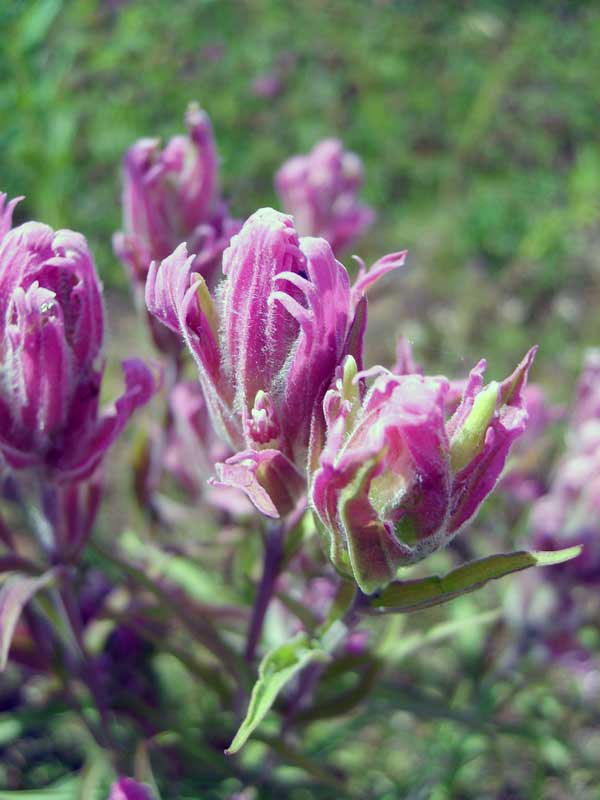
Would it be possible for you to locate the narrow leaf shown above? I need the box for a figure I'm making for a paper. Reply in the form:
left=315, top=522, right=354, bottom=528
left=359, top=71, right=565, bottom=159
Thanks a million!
left=371, top=547, right=582, bottom=613
left=0, top=570, right=55, bottom=670
left=226, top=632, right=329, bottom=755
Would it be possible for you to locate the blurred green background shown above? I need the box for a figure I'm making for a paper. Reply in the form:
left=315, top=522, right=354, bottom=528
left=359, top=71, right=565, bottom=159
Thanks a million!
left=3, top=0, right=600, bottom=390
left=3, top=3, right=600, bottom=797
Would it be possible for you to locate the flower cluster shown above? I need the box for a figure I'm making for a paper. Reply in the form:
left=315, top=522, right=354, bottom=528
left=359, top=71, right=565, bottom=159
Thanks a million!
left=275, top=139, right=374, bottom=255
left=146, top=196, right=534, bottom=592
left=1, top=102, right=578, bottom=794
left=146, top=206, right=404, bottom=521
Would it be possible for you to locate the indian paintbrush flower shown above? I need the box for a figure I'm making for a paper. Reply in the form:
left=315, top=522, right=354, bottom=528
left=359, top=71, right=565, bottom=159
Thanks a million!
left=146, top=207, right=404, bottom=517
left=310, top=348, right=536, bottom=593
left=114, top=103, right=241, bottom=354
left=0, top=199, right=158, bottom=483
left=275, top=138, right=374, bottom=256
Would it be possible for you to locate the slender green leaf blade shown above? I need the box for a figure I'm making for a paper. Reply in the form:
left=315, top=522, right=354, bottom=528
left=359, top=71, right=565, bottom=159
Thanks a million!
left=371, top=547, right=582, bottom=612
left=226, top=633, right=329, bottom=755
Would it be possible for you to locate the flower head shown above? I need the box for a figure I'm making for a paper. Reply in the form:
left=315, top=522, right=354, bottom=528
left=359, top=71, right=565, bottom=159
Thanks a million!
left=0, top=205, right=158, bottom=482
left=310, top=348, right=536, bottom=593
left=114, top=104, right=240, bottom=353
left=275, top=139, right=374, bottom=255
left=146, top=207, right=404, bottom=516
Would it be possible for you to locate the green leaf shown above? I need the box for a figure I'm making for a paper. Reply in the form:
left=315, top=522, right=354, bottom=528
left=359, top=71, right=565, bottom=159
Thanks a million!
left=226, top=632, right=329, bottom=755
left=371, top=547, right=582, bottom=613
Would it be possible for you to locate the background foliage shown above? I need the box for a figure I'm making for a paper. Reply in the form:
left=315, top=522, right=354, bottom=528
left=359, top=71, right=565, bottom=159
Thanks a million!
left=2, top=1, right=600, bottom=798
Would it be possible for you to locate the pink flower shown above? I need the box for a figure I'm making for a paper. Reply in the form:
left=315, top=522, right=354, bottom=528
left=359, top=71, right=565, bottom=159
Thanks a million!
left=275, top=139, right=374, bottom=255
left=114, top=104, right=241, bottom=353
left=0, top=205, right=158, bottom=482
left=146, top=207, right=404, bottom=516
left=310, top=349, right=536, bottom=593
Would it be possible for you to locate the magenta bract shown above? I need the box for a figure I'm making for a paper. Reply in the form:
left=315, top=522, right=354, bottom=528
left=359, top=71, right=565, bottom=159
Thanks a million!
left=275, top=138, right=374, bottom=255
left=114, top=103, right=240, bottom=288
left=310, top=349, right=536, bottom=593
left=0, top=207, right=158, bottom=482
left=146, top=207, right=404, bottom=516
left=0, top=192, right=22, bottom=241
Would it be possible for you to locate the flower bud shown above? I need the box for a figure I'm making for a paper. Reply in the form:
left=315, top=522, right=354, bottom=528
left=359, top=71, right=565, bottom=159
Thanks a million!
left=310, top=348, right=536, bottom=593
left=114, top=104, right=241, bottom=353
left=275, top=139, right=374, bottom=255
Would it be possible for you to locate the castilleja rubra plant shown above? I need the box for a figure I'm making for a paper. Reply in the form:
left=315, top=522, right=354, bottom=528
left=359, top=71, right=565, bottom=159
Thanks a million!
left=275, top=138, right=374, bottom=255
left=114, top=103, right=240, bottom=356
left=0, top=197, right=157, bottom=483
left=0, top=104, right=585, bottom=796
left=310, top=349, right=536, bottom=593
left=145, top=206, right=405, bottom=517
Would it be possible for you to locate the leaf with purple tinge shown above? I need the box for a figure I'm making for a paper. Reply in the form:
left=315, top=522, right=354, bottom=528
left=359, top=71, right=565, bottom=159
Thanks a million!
left=0, top=570, right=55, bottom=670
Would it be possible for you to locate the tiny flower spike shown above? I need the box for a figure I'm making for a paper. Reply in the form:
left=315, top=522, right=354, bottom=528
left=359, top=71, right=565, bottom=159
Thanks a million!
left=310, top=348, right=536, bottom=594
left=275, top=139, right=375, bottom=255
left=146, top=207, right=405, bottom=516
left=113, top=103, right=241, bottom=352
left=0, top=205, right=158, bottom=482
